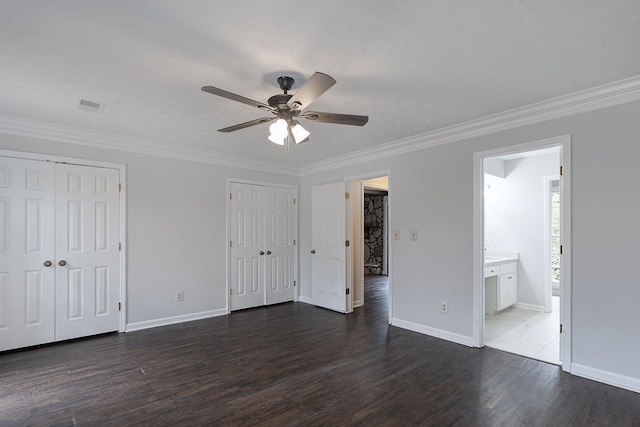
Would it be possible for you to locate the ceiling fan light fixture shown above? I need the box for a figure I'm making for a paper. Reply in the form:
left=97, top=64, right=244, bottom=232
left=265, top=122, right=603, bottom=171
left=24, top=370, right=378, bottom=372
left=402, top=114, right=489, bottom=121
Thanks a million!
left=268, top=133, right=285, bottom=145
left=269, top=119, right=288, bottom=138
left=291, top=123, right=310, bottom=144
left=202, top=71, right=368, bottom=148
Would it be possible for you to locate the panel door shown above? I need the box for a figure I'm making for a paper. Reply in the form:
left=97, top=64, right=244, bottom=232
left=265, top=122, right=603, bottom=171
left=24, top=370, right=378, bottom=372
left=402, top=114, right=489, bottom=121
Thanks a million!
left=264, top=186, right=295, bottom=305
left=230, top=183, right=266, bottom=310
left=55, top=164, right=120, bottom=341
left=311, top=182, right=347, bottom=313
left=0, top=158, right=55, bottom=351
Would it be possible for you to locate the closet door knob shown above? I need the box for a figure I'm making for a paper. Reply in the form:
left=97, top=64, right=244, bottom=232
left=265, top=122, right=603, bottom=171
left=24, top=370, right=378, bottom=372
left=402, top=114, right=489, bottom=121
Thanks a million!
left=310, top=249, right=316, bottom=254
left=259, top=251, right=265, bottom=256
left=58, top=260, right=67, bottom=267
left=266, top=251, right=271, bottom=255
left=43, top=260, right=52, bottom=267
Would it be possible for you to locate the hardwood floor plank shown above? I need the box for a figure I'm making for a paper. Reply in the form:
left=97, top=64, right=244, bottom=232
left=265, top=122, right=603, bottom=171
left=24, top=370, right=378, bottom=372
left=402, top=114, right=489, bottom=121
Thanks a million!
left=1, top=276, right=639, bottom=426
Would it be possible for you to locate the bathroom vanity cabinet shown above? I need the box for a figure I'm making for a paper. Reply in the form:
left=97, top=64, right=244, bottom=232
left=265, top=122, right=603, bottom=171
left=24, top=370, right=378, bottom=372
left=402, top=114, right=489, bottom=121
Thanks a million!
left=484, top=257, right=518, bottom=314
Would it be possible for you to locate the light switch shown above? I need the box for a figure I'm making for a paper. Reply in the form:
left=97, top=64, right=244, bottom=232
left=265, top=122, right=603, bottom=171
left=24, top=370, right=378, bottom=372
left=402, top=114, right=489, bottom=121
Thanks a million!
left=393, top=230, right=400, bottom=240
left=410, top=230, right=418, bottom=241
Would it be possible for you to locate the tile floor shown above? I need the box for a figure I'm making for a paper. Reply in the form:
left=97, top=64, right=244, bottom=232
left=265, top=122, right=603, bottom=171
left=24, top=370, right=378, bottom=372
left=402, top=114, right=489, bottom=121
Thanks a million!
left=485, top=296, right=560, bottom=365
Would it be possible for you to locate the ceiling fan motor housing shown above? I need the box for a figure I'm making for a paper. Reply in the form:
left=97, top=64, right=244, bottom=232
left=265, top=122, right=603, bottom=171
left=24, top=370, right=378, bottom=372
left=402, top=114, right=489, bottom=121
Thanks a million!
left=268, top=93, right=295, bottom=122
left=277, top=76, right=295, bottom=93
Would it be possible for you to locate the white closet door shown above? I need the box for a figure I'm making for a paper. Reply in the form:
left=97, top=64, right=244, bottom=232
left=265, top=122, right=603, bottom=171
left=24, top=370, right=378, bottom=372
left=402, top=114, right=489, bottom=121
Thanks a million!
left=55, top=164, right=120, bottom=341
left=230, top=183, right=266, bottom=310
left=0, top=158, right=56, bottom=351
left=264, top=186, right=295, bottom=305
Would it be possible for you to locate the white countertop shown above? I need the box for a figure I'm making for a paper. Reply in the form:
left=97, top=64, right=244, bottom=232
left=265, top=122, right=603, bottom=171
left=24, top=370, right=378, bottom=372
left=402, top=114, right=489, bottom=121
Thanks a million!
left=484, top=252, right=518, bottom=267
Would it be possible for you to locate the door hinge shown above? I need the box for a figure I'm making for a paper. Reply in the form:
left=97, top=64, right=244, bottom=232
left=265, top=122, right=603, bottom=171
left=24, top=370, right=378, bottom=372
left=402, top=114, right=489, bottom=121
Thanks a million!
left=118, top=242, right=122, bottom=251
left=118, top=183, right=122, bottom=192
left=560, top=166, right=563, bottom=176
left=294, top=198, right=296, bottom=205
left=293, top=239, right=296, bottom=245
left=118, top=302, right=121, bottom=311
left=560, top=324, right=563, bottom=333
left=293, top=280, right=296, bottom=287
left=345, top=240, right=350, bottom=247
left=230, top=192, right=232, bottom=200
left=230, top=241, right=232, bottom=247
left=345, top=192, right=350, bottom=199
left=346, top=288, right=350, bottom=295
left=230, top=288, right=233, bottom=295
left=560, top=244, right=563, bottom=255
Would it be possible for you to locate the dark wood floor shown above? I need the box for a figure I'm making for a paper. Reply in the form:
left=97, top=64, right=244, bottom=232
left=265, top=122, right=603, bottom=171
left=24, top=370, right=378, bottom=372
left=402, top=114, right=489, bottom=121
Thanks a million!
left=1, top=276, right=639, bottom=426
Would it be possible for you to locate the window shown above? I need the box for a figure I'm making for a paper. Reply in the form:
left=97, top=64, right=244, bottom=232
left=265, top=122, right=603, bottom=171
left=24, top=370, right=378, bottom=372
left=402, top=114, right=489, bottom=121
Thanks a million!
left=550, top=180, right=560, bottom=282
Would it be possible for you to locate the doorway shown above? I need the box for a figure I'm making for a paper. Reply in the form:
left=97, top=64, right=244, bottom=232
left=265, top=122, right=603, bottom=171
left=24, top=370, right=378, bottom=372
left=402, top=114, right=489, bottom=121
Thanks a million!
left=309, top=172, right=391, bottom=318
left=473, top=135, right=572, bottom=372
left=347, top=174, right=390, bottom=317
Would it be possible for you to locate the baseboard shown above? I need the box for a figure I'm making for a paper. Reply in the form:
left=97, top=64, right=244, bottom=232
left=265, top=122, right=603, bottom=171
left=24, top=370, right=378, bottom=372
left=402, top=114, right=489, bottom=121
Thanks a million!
left=514, top=302, right=545, bottom=312
left=391, top=317, right=474, bottom=347
left=125, top=309, right=227, bottom=332
left=298, top=295, right=313, bottom=305
left=572, top=363, right=640, bottom=394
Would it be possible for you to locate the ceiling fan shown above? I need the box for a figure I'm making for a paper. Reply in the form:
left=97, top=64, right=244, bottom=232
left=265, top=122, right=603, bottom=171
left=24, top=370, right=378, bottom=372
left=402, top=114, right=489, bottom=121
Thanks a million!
left=201, top=72, right=368, bottom=145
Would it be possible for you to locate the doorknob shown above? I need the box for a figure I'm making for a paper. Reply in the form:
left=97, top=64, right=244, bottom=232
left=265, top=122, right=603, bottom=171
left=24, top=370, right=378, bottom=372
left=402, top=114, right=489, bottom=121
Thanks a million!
left=58, top=260, right=67, bottom=266
left=310, top=249, right=316, bottom=254
left=266, top=251, right=271, bottom=255
left=43, top=260, right=52, bottom=267
left=259, top=251, right=265, bottom=255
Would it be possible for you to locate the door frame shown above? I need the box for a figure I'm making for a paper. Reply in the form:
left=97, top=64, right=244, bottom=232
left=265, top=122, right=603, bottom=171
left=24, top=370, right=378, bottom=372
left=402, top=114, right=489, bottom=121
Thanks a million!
left=344, top=170, right=392, bottom=323
left=472, top=135, right=572, bottom=372
left=226, top=178, right=298, bottom=313
left=0, top=149, right=127, bottom=332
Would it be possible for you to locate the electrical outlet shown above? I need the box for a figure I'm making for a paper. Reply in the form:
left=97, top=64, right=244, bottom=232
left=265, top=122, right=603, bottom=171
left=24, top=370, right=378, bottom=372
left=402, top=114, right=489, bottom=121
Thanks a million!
left=176, top=291, right=184, bottom=302
left=441, top=301, right=448, bottom=314
left=393, top=230, right=400, bottom=240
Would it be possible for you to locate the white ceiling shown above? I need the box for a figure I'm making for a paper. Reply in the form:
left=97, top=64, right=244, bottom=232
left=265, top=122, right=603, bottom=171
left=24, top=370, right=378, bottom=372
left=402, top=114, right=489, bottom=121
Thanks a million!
left=2, top=1, right=640, bottom=169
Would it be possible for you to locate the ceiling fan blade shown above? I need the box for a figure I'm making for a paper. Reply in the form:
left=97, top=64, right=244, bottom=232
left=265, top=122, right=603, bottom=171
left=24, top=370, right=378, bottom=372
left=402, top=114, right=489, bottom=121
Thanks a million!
left=301, top=111, right=369, bottom=126
left=287, top=72, right=337, bottom=111
left=218, top=116, right=276, bottom=133
left=202, top=86, right=274, bottom=111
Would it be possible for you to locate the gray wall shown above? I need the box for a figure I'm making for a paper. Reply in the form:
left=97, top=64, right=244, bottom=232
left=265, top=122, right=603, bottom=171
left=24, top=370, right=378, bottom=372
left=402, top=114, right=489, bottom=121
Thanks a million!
left=299, top=100, right=640, bottom=384
left=2, top=97, right=639, bottom=388
left=0, top=134, right=297, bottom=326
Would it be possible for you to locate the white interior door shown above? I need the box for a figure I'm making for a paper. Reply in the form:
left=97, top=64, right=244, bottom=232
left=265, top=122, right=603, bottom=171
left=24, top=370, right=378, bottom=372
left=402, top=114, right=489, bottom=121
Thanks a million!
left=0, top=158, right=56, bottom=351
left=264, top=186, right=295, bottom=305
left=311, top=182, right=347, bottom=313
left=55, top=164, right=120, bottom=341
left=230, top=183, right=266, bottom=310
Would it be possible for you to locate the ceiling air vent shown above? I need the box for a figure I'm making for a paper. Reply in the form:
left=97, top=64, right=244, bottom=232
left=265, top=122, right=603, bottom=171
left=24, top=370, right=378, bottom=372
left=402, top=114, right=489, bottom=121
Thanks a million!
left=76, top=98, right=105, bottom=114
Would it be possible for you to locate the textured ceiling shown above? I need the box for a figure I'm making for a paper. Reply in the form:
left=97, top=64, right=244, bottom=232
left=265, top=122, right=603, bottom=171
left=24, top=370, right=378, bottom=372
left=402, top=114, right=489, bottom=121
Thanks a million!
left=1, top=1, right=640, bottom=168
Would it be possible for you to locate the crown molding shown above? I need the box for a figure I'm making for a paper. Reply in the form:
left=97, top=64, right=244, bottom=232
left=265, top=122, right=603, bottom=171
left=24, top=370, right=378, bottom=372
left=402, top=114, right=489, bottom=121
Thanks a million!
left=2, top=75, right=640, bottom=178
left=0, top=114, right=299, bottom=176
left=300, top=75, right=640, bottom=175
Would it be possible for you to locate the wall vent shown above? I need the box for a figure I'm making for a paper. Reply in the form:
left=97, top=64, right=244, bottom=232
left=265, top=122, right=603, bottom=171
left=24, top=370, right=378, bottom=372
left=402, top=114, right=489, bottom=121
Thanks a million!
left=76, top=98, right=105, bottom=114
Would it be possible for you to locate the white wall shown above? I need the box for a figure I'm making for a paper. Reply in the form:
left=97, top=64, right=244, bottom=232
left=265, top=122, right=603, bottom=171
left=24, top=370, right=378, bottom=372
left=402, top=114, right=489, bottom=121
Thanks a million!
left=0, top=133, right=297, bottom=328
left=484, top=153, right=559, bottom=308
left=299, top=99, right=640, bottom=388
left=3, top=97, right=640, bottom=391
